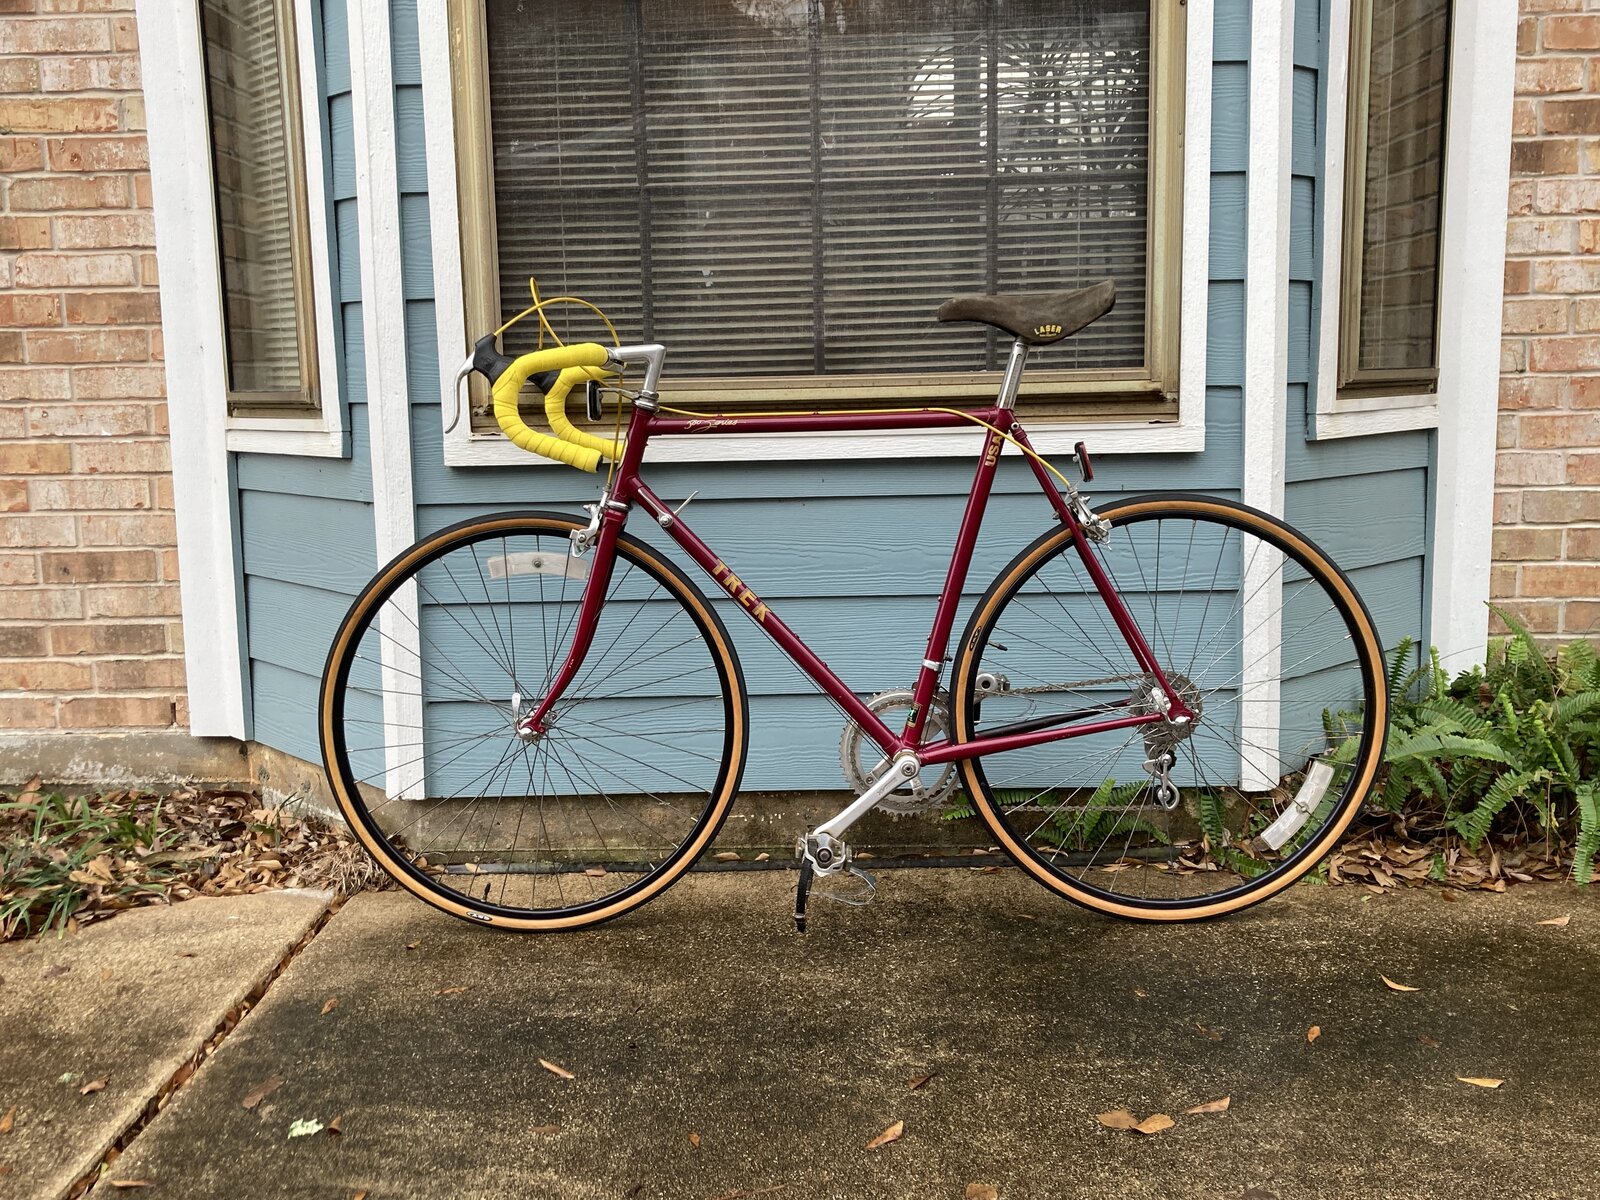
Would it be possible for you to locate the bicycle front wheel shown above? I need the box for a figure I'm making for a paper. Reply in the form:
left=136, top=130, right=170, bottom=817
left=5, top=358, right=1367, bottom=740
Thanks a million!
left=952, top=495, right=1388, bottom=921
left=319, top=511, right=748, bottom=930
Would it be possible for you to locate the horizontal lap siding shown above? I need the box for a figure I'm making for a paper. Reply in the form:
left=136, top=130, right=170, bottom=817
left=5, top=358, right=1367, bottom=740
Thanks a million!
left=385, top=0, right=1252, bottom=792
left=1282, top=0, right=1429, bottom=660
left=237, top=0, right=376, bottom=763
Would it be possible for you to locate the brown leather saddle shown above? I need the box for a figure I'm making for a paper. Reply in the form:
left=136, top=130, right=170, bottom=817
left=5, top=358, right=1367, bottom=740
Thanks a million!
left=935, top=279, right=1116, bottom=346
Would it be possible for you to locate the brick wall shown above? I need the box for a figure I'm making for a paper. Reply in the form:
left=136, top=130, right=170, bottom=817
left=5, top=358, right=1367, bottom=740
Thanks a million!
left=1497, top=0, right=1600, bottom=640
left=0, top=2, right=184, bottom=733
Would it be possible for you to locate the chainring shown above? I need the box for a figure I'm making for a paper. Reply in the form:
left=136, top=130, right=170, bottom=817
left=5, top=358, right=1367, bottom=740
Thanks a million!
left=838, top=689, right=958, bottom=816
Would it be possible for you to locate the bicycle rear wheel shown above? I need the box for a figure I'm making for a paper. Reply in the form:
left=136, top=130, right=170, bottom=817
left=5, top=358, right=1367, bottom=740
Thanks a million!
left=952, top=495, right=1388, bottom=921
left=319, top=511, right=748, bottom=930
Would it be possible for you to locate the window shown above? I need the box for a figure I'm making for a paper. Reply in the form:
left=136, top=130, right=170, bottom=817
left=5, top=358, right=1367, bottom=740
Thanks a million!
left=451, top=0, right=1183, bottom=419
left=1339, top=0, right=1450, bottom=396
left=201, top=0, right=320, bottom=415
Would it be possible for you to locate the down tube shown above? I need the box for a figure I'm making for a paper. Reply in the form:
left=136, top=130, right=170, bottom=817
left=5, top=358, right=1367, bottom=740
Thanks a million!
left=633, top=483, right=904, bottom=754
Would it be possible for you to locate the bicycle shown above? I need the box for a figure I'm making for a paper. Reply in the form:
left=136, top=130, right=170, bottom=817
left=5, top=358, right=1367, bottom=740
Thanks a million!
left=318, top=279, right=1389, bottom=932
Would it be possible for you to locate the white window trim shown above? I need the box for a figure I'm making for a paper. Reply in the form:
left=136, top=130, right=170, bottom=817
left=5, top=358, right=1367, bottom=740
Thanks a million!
left=1311, top=0, right=1468, bottom=441
left=212, top=0, right=347, bottom=457
left=418, top=0, right=1211, bottom=466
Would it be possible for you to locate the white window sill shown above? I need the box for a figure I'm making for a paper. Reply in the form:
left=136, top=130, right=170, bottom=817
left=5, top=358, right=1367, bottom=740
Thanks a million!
left=226, top=414, right=350, bottom=457
left=1309, top=394, right=1439, bottom=441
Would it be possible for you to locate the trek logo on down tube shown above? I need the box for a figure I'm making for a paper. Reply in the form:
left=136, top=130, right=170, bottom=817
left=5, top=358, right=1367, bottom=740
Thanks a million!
left=712, top=561, right=770, bottom=623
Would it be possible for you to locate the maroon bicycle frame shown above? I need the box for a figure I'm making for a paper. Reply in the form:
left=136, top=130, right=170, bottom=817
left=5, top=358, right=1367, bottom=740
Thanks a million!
left=522, top=401, right=1192, bottom=765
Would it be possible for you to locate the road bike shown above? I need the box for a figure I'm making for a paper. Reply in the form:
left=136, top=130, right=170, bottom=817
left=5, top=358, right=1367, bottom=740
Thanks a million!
left=318, top=280, right=1389, bottom=931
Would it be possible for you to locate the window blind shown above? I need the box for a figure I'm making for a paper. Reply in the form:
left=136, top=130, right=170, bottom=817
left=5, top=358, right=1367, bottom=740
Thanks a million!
left=484, top=0, right=1152, bottom=380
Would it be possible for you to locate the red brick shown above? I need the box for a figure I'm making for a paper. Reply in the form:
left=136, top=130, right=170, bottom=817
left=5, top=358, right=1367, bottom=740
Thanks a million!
left=0, top=660, right=91, bottom=691
left=1560, top=601, right=1600, bottom=635
left=0, top=17, right=111, bottom=53
left=61, top=291, right=158, bottom=326
left=1576, top=298, right=1600, bottom=330
left=0, top=216, right=53, bottom=250
left=0, top=367, right=71, bottom=401
left=1501, top=376, right=1566, bottom=410
left=0, top=443, right=71, bottom=474
left=0, top=698, right=58, bottom=729
left=41, top=548, right=155, bottom=583
left=1528, top=335, right=1600, bottom=371
left=1534, top=179, right=1600, bottom=212
left=1489, top=600, right=1561, bottom=636
left=2, top=479, right=30, bottom=512
left=1543, top=98, right=1600, bottom=134
left=38, top=54, right=139, bottom=91
left=59, top=696, right=175, bottom=729
left=1566, top=377, right=1600, bottom=407
left=77, top=512, right=173, bottom=545
left=25, top=328, right=147, bottom=364
left=0, top=623, right=47, bottom=654
left=54, top=212, right=153, bottom=249
left=29, top=475, right=148, bottom=510
left=1521, top=564, right=1600, bottom=597
left=70, top=365, right=164, bottom=398
left=1504, top=298, right=1570, bottom=334
left=1544, top=15, right=1600, bottom=49
left=39, top=0, right=137, bottom=10
left=1566, top=528, right=1600, bottom=560
left=1494, top=527, right=1564, bottom=561
left=1569, top=451, right=1600, bottom=484
left=1518, top=412, right=1600, bottom=446
left=46, top=135, right=145, bottom=172
left=13, top=251, right=134, bottom=287
left=0, top=554, right=39, bottom=586
left=74, top=438, right=167, bottom=473
left=1506, top=259, right=1533, bottom=294
left=0, top=586, right=81, bottom=619
left=109, top=14, right=134, bottom=50
left=132, top=174, right=150, bottom=209
left=1495, top=491, right=1521, bottom=524
left=0, top=294, right=62, bottom=327
left=120, top=94, right=142, bottom=132
left=51, top=622, right=165, bottom=656
left=0, top=333, right=22, bottom=364
left=26, top=403, right=147, bottom=437
left=1506, top=217, right=1576, bottom=256
left=1513, top=138, right=1580, bottom=175
left=1495, top=451, right=1566, bottom=485
left=1513, top=103, right=1539, bottom=141
left=1523, top=489, right=1600, bottom=523
left=0, top=136, right=43, bottom=171
left=0, top=58, right=40, bottom=92
left=0, top=98, right=119, bottom=135
left=83, top=583, right=179, bottom=618
left=7, top=175, right=128, bottom=211
left=96, top=657, right=183, bottom=690
left=1582, top=220, right=1600, bottom=253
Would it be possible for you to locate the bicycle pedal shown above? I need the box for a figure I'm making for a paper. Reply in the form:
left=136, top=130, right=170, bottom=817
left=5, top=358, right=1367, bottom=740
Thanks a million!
left=813, top=862, right=877, bottom=908
left=793, top=858, right=813, bottom=934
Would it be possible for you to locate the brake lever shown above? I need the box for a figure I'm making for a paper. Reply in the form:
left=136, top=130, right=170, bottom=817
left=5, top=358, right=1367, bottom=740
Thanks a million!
left=446, top=352, right=475, bottom=435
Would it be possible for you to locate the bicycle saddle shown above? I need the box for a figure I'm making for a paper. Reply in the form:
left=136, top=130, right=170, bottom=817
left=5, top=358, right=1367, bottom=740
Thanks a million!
left=935, top=279, right=1116, bottom=346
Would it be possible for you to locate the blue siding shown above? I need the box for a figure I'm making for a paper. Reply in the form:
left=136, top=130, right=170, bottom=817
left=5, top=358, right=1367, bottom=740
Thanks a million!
left=235, top=0, right=375, bottom=759
left=233, top=0, right=1433, bottom=792
left=1282, top=0, right=1430, bottom=656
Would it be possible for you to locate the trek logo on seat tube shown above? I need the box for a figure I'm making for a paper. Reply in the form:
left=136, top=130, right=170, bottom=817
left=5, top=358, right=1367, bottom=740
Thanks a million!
left=712, top=560, right=770, bottom=622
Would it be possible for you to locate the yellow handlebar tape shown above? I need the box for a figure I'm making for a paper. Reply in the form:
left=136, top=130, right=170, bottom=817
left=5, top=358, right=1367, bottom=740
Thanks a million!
left=490, top=342, right=624, bottom=472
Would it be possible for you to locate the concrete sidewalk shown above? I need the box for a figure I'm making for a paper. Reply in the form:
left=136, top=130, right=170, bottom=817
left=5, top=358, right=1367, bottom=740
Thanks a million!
left=81, top=870, right=1600, bottom=1200
left=0, top=890, right=330, bottom=1199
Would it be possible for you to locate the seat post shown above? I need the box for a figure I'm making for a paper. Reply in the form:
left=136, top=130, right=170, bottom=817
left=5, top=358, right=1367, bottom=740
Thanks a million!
left=996, top=338, right=1029, bottom=410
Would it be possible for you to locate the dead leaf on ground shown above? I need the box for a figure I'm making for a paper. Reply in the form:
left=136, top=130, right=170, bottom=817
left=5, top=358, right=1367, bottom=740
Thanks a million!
left=321, top=996, right=340, bottom=1016
left=326, top=1115, right=343, bottom=1137
left=1133, top=1113, right=1175, bottom=1135
left=1194, top=1021, right=1222, bottom=1041
left=906, top=1072, right=935, bottom=1091
left=1457, top=1076, right=1504, bottom=1089
left=1418, top=1034, right=1442, bottom=1048
left=755, top=852, right=771, bottom=862
left=1097, top=1109, right=1139, bottom=1130
left=351, top=1192, right=368, bottom=1200
left=1133, top=987, right=1148, bottom=998
left=688, top=1131, right=701, bottom=1147
left=100, top=968, right=113, bottom=982
left=1184, top=1096, right=1231, bottom=1114
left=1537, top=915, right=1571, bottom=927
left=437, top=986, right=468, bottom=996
left=965, top=1186, right=999, bottom=1200
left=1380, top=974, right=1420, bottom=992
left=0, top=1105, right=14, bottom=1134
left=1307, top=1025, right=1321, bottom=1043
left=865, top=1120, right=904, bottom=1150
left=404, top=941, right=420, bottom=951
left=583, top=868, right=608, bottom=878
left=713, top=851, right=741, bottom=862
left=539, top=1059, right=575, bottom=1080
left=241, top=1076, right=283, bottom=1110
left=108, top=1182, right=154, bottom=1190
left=42, top=964, right=69, bottom=979
left=528, top=1124, right=559, bottom=1134
left=79, top=1078, right=107, bottom=1096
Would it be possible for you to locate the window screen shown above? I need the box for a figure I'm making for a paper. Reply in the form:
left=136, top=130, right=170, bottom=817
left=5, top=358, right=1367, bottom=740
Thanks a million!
left=201, top=0, right=317, bottom=410
left=483, top=0, right=1156, bottom=382
left=1345, top=0, right=1450, bottom=384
